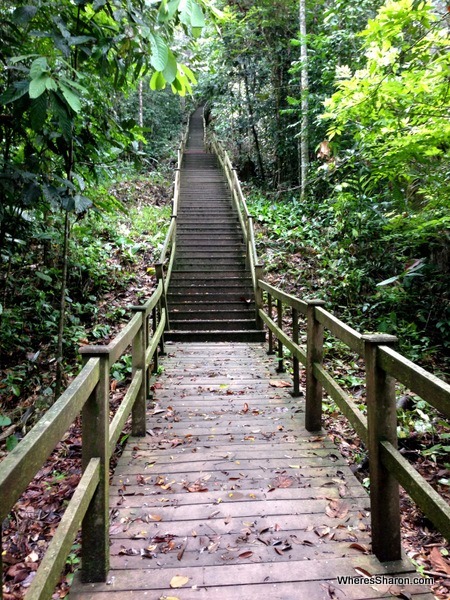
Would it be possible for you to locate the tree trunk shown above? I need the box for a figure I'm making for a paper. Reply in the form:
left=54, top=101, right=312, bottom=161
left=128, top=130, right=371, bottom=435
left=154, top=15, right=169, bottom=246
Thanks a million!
left=242, top=65, right=265, bottom=182
left=54, top=208, right=71, bottom=400
left=299, top=0, right=309, bottom=200
left=138, top=79, right=144, bottom=152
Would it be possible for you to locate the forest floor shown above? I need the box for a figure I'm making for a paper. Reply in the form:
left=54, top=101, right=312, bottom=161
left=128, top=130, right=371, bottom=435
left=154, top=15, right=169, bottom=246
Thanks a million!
left=1, top=180, right=450, bottom=599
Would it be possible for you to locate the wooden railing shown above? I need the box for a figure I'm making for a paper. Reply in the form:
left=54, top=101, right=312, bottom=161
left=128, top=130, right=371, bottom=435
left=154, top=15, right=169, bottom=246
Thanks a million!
left=207, top=131, right=450, bottom=560
left=258, top=280, right=450, bottom=560
left=0, top=250, right=168, bottom=599
left=154, top=117, right=190, bottom=330
left=206, top=131, right=264, bottom=326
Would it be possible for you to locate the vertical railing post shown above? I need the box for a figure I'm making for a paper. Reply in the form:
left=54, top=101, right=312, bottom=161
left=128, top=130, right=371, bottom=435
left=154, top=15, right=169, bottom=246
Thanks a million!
left=305, top=300, right=326, bottom=431
left=254, top=264, right=264, bottom=329
left=267, top=293, right=275, bottom=355
left=79, top=350, right=110, bottom=582
left=245, top=218, right=251, bottom=271
left=276, top=298, right=285, bottom=373
left=155, top=263, right=170, bottom=332
left=292, top=307, right=300, bottom=397
left=363, top=333, right=401, bottom=562
left=131, top=308, right=146, bottom=436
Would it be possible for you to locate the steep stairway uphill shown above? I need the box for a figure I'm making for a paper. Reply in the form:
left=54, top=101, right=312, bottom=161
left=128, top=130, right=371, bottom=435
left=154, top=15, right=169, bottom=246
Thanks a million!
left=166, top=109, right=265, bottom=342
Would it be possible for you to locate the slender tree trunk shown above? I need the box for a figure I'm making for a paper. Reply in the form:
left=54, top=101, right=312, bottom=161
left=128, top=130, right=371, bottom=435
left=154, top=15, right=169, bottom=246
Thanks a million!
left=299, top=0, right=309, bottom=200
left=55, top=208, right=71, bottom=399
left=54, top=7, right=79, bottom=399
left=138, top=79, right=144, bottom=152
left=242, top=65, right=265, bottom=182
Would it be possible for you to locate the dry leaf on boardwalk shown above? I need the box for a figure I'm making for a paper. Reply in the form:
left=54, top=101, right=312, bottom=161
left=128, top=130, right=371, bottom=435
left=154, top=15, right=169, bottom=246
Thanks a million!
left=349, top=542, right=369, bottom=554
left=269, top=380, right=291, bottom=388
left=170, top=575, right=189, bottom=588
left=325, top=499, right=349, bottom=519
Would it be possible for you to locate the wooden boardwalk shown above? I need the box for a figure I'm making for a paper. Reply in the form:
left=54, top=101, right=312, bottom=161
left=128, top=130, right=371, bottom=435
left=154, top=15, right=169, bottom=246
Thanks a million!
left=70, top=343, right=433, bottom=600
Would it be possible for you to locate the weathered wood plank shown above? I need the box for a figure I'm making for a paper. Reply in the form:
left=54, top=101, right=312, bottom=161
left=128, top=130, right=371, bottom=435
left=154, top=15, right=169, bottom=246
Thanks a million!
left=381, top=440, right=450, bottom=540
left=71, top=554, right=416, bottom=592
left=315, top=307, right=364, bottom=356
left=378, top=345, right=450, bottom=418
left=70, top=581, right=434, bottom=600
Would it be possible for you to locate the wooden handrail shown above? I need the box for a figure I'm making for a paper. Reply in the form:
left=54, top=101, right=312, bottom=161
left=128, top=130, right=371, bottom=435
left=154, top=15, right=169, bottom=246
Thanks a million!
left=0, top=280, right=167, bottom=598
left=257, top=279, right=450, bottom=560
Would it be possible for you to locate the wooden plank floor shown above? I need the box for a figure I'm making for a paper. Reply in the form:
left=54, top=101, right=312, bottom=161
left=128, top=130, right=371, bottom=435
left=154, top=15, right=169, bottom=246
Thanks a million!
left=70, top=342, right=434, bottom=600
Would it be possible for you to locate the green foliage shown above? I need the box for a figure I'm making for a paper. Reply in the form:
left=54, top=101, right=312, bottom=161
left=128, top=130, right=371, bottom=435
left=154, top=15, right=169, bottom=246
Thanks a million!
left=321, top=0, right=450, bottom=244
left=111, top=354, right=133, bottom=382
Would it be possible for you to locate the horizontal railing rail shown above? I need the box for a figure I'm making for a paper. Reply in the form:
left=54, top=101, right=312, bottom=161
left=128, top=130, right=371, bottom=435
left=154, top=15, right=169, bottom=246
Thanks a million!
left=154, top=117, right=190, bottom=331
left=0, top=235, right=170, bottom=599
left=258, top=278, right=450, bottom=561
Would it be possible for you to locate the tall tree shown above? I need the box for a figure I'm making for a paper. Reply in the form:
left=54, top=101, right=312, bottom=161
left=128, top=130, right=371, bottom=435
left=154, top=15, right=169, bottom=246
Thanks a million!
left=299, top=0, right=309, bottom=198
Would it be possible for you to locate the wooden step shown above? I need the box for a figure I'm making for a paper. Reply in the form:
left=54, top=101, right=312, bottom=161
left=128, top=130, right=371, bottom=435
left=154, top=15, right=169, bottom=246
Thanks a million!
left=169, top=319, right=258, bottom=332
left=165, top=330, right=266, bottom=342
left=170, top=309, right=254, bottom=321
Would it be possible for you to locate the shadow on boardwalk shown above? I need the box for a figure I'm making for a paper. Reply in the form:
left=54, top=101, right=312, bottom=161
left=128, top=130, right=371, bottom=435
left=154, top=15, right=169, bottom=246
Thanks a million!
left=70, top=343, right=433, bottom=600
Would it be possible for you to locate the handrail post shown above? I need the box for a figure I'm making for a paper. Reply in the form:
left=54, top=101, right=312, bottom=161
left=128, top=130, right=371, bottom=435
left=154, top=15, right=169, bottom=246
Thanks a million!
left=305, top=300, right=326, bottom=431
left=157, top=302, right=165, bottom=359
left=155, top=262, right=170, bottom=332
left=130, top=308, right=146, bottom=436
left=254, top=264, right=264, bottom=329
left=267, top=292, right=275, bottom=355
left=79, top=349, right=110, bottom=582
left=363, top=333, right=401, bottom=562
left=292, top=307, right=300, bottom=396
left=245, top=218, right=251, bottom=271
left=276, top=298, right=285, bottom=373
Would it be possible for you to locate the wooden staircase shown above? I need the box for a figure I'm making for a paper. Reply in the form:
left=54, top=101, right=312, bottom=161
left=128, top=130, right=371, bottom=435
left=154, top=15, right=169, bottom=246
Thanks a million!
left=166, top=109, right=265, bottom=342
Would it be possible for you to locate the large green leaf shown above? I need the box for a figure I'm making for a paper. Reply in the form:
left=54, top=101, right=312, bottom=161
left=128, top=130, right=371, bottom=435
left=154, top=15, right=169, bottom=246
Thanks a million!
left=190, top=2, right=205, bottom=27
left=179, top=64, right=197, bottom=85
left=30, top=57, right=48, bottom=79
left=158, top=0, right=181, bottom=23
left=13, top=5, right=38, bottom=25
left=150, top=71, right=166, bottom=91
left=59, top=83, right=82, bottom=112
left=29, top=75, right=48, bottom=99
left=0, top=80, right=30, bottom=104
left=30, top=94, right=48, bottom=131
left=149, top=33, right=169, bottom=71
left=163, top=50, right=177, bottom=83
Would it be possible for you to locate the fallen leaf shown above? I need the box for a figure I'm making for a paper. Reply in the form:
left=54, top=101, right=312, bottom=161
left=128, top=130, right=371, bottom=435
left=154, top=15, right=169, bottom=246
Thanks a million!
left=354, top=567, right=372, bottom=577
left=349, top=542, right=369, bottom=554
left=429, top=547, right=450, bottom=575
left=238, top=551, right=253, bottom=559
left=389, top=587, right=412, bottom=600
left=177, top=538, right=188, bottom=561
left=170, top=575, right=189, bottom=589
left=314, top=526, right=331, bottom=538
left=325, top=499, right=349, bottom=519
left=269, top=380, right=291, bottom=388
left=25, top=551, right=39, bottom=563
